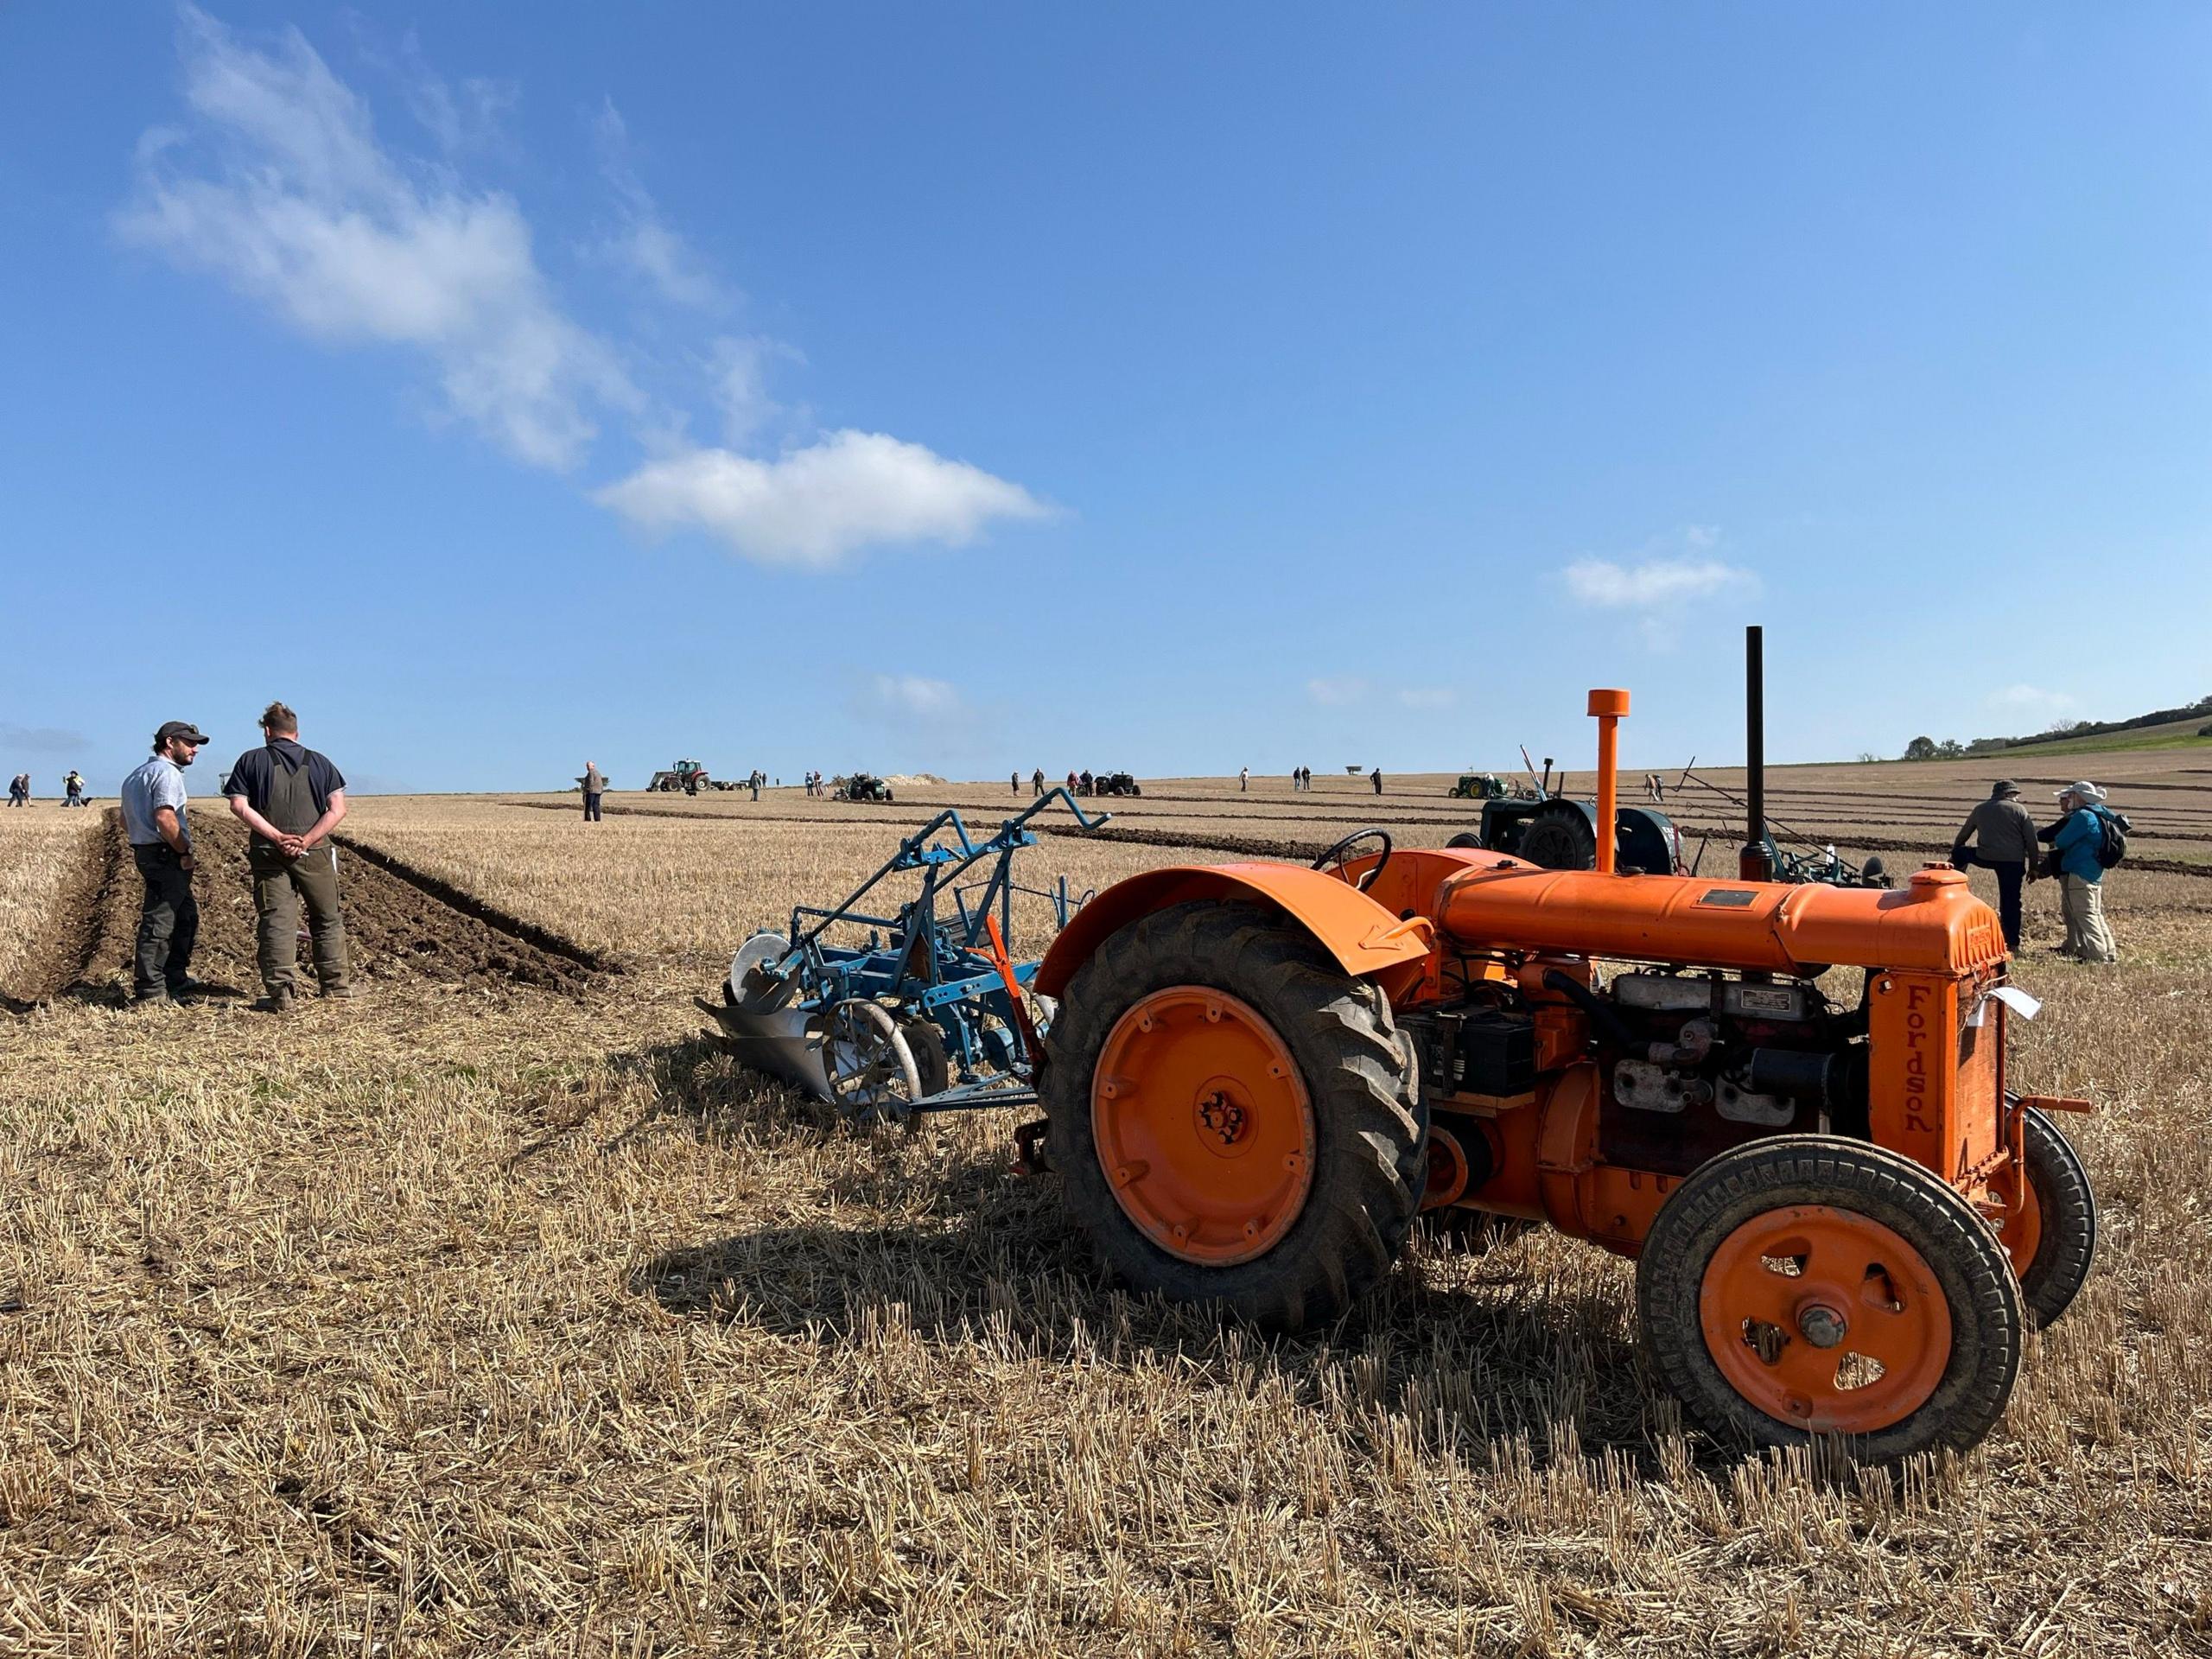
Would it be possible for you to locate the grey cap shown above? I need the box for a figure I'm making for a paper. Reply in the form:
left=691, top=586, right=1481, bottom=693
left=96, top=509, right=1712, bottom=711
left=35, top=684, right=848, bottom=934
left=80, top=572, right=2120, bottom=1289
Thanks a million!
left=1989, top=779, right=2020, bottom=798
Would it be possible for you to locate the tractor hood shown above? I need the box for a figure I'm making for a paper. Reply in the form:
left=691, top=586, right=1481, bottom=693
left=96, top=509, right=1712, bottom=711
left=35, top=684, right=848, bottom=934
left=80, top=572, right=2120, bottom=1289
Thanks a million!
left=1436, top=861, right=2007, bottom=977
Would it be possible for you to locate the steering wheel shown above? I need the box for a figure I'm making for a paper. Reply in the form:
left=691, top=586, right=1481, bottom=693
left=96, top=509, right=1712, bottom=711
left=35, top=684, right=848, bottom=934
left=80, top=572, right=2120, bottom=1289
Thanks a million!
left=1312, top=828, right=1393, bottom=893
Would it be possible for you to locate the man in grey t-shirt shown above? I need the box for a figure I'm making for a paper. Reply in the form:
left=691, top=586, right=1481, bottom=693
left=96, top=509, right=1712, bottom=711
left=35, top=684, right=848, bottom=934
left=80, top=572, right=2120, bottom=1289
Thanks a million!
left=119, top=720, right=213, bottom=1004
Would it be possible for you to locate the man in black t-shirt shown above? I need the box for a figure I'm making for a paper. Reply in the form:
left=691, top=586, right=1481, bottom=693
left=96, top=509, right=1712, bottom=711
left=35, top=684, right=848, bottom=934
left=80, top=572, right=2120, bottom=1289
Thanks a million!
left=224, top=700, right=353, bottom=1010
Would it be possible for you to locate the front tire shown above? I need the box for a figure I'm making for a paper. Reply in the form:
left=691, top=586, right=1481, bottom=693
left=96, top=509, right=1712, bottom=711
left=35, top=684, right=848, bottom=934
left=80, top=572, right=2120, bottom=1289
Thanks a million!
left=1044, top=900, right=1423, bottom=1329
left=1638, top=1136, right=2023, bottom=1462
left=1999, top=1106, right=2097, bottom=1327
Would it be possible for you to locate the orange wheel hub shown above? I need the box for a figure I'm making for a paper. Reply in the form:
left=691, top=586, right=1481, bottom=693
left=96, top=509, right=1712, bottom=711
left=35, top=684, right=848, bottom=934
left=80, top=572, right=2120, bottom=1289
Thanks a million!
left=1091, top=987, right=1315, bottom=1266
left=1698, top=1205, right=1953, bottom=1434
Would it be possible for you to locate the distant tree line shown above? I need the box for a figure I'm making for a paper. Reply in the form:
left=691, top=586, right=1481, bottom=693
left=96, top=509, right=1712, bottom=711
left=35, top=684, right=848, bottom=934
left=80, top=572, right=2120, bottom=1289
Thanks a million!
left=1900, top=695, right=2212, bottom=761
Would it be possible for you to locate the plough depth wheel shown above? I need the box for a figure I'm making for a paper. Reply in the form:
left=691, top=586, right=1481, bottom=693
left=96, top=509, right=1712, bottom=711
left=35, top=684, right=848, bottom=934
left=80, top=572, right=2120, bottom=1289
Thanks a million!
left=1637, top=1137, right=2023, bottom=1461
left=823, top=1000, right=922, bottom=1128
left=1043, top=899, right=1425, bottom=1329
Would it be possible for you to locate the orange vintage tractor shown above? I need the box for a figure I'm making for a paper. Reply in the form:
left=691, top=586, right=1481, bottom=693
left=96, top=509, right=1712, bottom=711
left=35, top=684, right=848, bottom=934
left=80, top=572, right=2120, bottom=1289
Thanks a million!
left=1031, top=637, right=2094, bottom=1462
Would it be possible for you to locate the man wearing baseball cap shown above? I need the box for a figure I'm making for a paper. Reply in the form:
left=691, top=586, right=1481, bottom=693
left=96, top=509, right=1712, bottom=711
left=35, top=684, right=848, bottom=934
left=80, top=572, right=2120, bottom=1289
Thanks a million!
left=118, top=720, right=213, bottom=1006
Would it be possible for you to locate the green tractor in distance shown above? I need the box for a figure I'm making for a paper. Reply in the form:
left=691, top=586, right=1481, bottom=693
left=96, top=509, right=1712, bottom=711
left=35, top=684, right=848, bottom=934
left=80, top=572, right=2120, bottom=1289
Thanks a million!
left=834, top=772, right=895, bottom=803
left=1447, top=772, right=1511, bottom=800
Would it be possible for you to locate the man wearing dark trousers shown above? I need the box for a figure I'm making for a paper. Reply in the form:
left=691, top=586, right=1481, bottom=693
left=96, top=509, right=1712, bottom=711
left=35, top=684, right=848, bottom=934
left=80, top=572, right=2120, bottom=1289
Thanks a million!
left=119, top=720, right=213, bottom=1005
left=224, top=702, right=353, bottom=1011
left=1950, top=779, right=2039, bottom=951
left=582, top=761, right=606, bottom=822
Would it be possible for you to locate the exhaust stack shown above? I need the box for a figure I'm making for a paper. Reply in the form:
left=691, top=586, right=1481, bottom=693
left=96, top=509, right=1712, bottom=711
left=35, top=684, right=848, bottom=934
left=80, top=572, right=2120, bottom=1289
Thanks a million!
left=1738, top=625, right=1775, bottom=881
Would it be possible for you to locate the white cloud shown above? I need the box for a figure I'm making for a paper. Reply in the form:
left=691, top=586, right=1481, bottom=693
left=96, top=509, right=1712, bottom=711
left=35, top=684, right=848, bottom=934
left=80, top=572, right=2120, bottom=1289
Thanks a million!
left=869, top=674, right=964, bottom=721
left=594, top=431, right=1047, bottom=568
left=1561, top=530, right=1759, bottom=649
left=709, top=334, right=801, bottom=445
left=1988, top=683, right=2075, bottom=715
left=1306, top=677, right=1370, bottom=707
left=1397, top=687, right=1456, bottom=709
left=1564, top=556, right=1751, bottom=609
left=118, top=12, right=1048, bottom=569
left=117, top=6, right=632, bottom=469
left=593, top=99, right=728, bottom=310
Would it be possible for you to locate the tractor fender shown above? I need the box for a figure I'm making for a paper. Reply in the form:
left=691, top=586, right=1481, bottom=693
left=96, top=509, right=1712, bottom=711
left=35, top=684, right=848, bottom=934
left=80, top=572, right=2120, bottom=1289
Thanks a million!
left=1033, top=863, right=1434, bottom=998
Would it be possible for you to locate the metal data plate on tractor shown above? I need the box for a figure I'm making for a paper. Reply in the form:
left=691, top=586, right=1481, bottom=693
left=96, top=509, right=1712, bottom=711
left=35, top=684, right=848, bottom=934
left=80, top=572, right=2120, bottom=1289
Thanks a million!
left=698, top=788, right=1108, bottom=1128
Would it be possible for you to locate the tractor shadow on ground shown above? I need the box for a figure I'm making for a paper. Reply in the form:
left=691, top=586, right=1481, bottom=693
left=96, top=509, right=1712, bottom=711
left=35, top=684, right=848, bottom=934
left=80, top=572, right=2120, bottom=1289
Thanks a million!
left=633, top=1198, right=1688, bottom=1478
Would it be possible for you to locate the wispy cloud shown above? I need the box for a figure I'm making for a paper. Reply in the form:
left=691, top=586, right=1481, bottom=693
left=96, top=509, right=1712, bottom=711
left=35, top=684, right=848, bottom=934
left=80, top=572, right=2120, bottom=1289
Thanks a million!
left=118, top=9, right=1047, bottom=570
left=0, top=723, right=90, bottom=754
left=117, top=6, right=636, bottom=470
left=868, top=674, right=965, bottom=721
left=591, top=99, right=729, bottom=311
left=1306, top=677, right=1370, bottom=707
left=1988, top=683, right=2075, bottom=715
left=1562, top=527, right=1758, bottom=647
left=594, top=431, right=1047, bottom=569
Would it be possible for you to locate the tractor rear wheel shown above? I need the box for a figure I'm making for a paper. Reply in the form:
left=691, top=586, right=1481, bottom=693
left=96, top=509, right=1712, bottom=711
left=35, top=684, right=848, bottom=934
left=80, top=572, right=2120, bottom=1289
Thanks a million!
left=1637, top=1136, right=2023, bottom=1462
left=1446, top=831, right=1484, bottom=850
left=1518, top=806, right=1599, bottom=870
left=1997, top=1106, right=2097, bottom=1327
left=1044, top=900, right=1424, bottom=1329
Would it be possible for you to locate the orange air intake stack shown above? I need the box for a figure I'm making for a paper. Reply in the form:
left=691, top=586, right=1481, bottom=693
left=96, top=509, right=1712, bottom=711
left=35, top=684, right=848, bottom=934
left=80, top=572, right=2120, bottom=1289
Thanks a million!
left=1587, top=688, right=1629, bottom=875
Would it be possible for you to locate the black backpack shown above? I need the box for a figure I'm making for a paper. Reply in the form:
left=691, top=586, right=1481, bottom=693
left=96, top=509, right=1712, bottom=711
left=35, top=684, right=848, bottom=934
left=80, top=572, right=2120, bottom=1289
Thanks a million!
left=2094, top=806, right=2129, bottom=869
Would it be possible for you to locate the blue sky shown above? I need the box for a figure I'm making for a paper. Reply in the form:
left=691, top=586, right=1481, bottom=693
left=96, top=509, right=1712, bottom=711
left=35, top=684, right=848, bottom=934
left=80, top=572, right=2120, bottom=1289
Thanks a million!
left=3, top=4, right=2208, bottom=792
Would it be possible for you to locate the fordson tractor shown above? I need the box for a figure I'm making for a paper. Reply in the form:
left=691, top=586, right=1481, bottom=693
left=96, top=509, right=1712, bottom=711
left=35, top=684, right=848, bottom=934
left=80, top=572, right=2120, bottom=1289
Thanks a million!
left=1029, top=643, right=2094, bottom=1463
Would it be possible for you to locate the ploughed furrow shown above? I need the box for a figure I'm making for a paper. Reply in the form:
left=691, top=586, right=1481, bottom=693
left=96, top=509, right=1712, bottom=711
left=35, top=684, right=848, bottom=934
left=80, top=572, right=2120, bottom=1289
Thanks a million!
left=332, top=834, right=614, bottom=975
left=11, top=810, right=607, bottom=1007
left=0, top=809, right=123, bottom=1008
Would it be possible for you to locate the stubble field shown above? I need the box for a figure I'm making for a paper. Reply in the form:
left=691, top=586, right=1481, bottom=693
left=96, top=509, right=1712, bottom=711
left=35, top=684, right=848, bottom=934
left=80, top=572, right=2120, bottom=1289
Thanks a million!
left=2, top=750, right=2209, bottom=1656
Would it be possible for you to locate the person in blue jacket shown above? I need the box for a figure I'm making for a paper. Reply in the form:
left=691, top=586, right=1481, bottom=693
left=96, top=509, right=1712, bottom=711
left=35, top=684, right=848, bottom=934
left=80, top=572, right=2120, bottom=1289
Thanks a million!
left=2048, top=781, right=2118, bottom=963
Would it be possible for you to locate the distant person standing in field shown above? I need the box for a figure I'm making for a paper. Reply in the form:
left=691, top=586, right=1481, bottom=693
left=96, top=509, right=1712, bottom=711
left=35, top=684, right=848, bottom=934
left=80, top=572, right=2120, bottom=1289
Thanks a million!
left=1011, top=771, right=1020, bottom=795
left=7, top=772, right=27, bottom=806
left=750, top=769, right=762, bottom=802
left=1032, top=767, right=1045, bottom=798
left=1949, top=779, right=2038, bottom=950
left=582, top=761, right=606, bottom=823
left=119, top=721, right=212, bottom=1006
left=224, top=702, right=353, bottom=1011
left=1239, top=766, right=1249, bottom=792
left=2045, top=782, right=2120, bottom=963
left=63, top=769, right=86, bottom=806
left=1370, top=766, right=1383, bottom=796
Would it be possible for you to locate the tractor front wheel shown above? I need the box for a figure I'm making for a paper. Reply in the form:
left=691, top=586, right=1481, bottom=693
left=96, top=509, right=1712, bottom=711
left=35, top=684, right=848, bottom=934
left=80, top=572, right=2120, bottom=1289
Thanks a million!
left=1638, top=1137, right=2023, bottom=1462
left=1044, top=900, right=1424, bottom=1330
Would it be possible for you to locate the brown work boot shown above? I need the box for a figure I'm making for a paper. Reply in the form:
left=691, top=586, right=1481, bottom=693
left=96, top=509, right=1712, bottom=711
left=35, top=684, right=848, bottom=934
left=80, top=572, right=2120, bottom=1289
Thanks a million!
left=254, top=988, right=296, bottom=1015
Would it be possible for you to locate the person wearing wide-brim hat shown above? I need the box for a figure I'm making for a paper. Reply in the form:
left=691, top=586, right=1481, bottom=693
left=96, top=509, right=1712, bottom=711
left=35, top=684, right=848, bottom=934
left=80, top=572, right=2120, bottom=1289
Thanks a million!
left=2042, top=781, right=2119, bottom=963
left=1950, top=779, right=2040, bottom=951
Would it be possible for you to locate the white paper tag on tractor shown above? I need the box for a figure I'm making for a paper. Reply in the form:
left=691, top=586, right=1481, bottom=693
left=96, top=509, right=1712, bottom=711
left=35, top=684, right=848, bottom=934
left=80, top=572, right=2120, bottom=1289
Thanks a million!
left=1986, top=984, right=2042, bottom=1021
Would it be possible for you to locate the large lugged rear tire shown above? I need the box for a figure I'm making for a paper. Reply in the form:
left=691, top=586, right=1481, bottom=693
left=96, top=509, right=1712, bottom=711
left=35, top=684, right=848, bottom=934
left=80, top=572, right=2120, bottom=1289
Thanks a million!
left=1044, top=900, right=1424, bottom=1329
left=1518, top=806, right=1599, bottom=870
left=1638, top=1136, right=2024, bottom=1463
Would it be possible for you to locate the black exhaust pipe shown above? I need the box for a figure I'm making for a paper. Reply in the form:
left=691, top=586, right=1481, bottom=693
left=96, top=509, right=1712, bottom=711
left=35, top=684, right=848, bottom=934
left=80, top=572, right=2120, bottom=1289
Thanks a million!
left=1738, top=625, right=1775, bottom=881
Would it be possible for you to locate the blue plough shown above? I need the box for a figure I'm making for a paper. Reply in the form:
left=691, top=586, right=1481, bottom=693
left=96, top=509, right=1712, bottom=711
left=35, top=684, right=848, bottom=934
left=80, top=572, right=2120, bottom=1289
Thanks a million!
left=698, top=788, right=1110, bottom=1126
